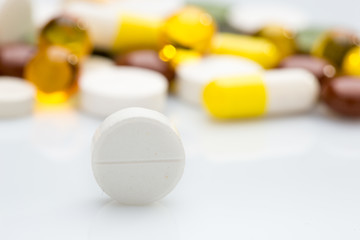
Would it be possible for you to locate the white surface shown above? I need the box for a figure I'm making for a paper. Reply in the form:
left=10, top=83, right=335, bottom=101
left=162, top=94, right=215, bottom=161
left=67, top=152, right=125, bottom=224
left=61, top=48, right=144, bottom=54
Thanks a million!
left=92, top=107, right=185, bottom=205
left=0, top=77, right=35, bottom=117
left=79, top=66, right=168, bottom=118
left=265, top=68, right=320, bottom=115
left=2, top=0, right=360, bottom=238
left=31, top=0, right=360, bottom=32
left=1, top=97, right=360, bottom=239
left=177, top=55, right=263, bottom=105
left=227, top=3, right=308, bottom=33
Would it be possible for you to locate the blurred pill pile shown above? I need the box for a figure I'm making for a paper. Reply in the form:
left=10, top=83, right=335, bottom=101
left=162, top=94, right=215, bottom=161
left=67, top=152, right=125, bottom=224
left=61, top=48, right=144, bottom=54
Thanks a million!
left=1, top=0, right=360, bottom=119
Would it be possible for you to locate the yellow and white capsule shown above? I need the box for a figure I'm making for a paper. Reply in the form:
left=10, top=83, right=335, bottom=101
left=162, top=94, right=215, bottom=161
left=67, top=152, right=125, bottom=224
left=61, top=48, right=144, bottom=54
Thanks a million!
left=176, top=55, right=263, bottom=106
left=64, top=2, right=163, bottom=53
left=203, top=69, right=320, bottom=119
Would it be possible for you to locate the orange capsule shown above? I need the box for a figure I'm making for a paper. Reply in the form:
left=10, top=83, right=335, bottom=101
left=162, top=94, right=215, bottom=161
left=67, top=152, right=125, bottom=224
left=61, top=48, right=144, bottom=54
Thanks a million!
left=25, top=46, right=79, bottom=104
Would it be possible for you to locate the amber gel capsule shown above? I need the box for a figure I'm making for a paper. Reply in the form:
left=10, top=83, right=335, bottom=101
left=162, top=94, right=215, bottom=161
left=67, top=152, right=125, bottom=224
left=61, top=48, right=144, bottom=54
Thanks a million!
left=160, top=6, right=216, bottom=66
left=256, top=25, right=296, bottom=58
left=25, top=46, right=79, bottom=103
left=162, top=6, right=217, bottom=53
left=342, top=46, right=360, bottom=77
left=159, top=45, right=202, bottom=68
left=39, top=15, right=92, bottom=58
left=295, top=27, right=326, bottom=54
left=312, top=29, right=359, bottom=68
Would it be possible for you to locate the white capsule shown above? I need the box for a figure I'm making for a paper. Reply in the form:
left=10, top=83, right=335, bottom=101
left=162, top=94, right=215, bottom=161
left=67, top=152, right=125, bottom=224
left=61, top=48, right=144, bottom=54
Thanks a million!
left=0, top=0, right=35, bottom=44
left=0, top=77, right=35, bottom=118
left=264, top=69, right=320, bottom=115
left=176, top=55, right=263, bottom=106
left=203, top=68, right=320, bottom=119
left=227, top=3, right=308, bottom=34
left=64, top=2, right=119, bottom=51
left=111, top=0, right=183, bottom=18
left=79, top=66, right=168, bottom=118
left=92, top=107, right=185, bottom=205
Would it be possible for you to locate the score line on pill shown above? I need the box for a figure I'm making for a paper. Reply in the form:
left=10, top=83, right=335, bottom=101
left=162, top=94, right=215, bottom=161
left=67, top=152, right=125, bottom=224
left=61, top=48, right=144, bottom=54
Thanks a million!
left=91, top=107, right=185, bottom=205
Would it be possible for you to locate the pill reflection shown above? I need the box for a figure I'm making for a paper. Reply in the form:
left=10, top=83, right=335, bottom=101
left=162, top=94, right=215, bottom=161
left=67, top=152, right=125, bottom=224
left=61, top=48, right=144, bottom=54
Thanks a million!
left=30, top=105, right=90, bottom=162
left=89, top=201, right=178, bottom=240
left=197, top=116, right=319, bottom=162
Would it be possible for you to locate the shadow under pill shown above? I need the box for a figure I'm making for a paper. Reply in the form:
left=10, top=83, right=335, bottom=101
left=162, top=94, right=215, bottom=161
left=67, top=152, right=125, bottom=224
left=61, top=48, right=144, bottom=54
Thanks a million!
left=88, top=200, right=179, bottom=240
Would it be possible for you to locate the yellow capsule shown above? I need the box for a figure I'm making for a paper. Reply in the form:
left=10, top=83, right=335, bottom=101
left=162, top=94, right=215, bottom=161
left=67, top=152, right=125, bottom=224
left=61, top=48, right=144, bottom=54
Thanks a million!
left=210, top=33, right=281, bottom=69
left=39, top=15, right=92, bottom=58
left=256, top=25, right=296, bottom=58
left=203, top=69, right=320, bottom=119
left=159, top=45, right=201, bottom=68
left=311, top=29, right=359, bottom=68
left=203, top=74, right=267, bottom=118
left=65, top=3, right=162, bottom=53
left=113, top=14, right=162, bottom=52
left=162, top=6, right=217, bottom=53
left=25, top=46, right=79, bottom=104
left=342, top=46, right=360, bottom=76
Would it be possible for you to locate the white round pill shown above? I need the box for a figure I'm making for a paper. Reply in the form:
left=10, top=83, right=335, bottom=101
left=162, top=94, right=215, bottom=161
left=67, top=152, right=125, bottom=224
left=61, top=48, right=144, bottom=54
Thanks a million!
left=92, top=107, right=185, bottom=205
left=79, top=66, right=168, bottom=118
left=176, top=55, right=263, bottom=106
left=0, top=77, right=35, bottom=117
left=227, top=4, right=308, bottom=34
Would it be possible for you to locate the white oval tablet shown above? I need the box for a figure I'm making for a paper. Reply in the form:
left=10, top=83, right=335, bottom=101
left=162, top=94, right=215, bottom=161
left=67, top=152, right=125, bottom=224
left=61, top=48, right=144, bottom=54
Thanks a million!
left=79, top=66, right=168, bottom=118
left=92, top=107, right=185, bottom=205
left=227, top=4, right=308, bottom=34
left=0, top=77, right=35, bottom=117
left=176, top=55, right=263, bottom=105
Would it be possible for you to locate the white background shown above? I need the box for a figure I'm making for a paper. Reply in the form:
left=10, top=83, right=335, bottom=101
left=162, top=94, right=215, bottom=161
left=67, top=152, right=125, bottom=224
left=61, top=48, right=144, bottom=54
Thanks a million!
left=1, top=98, right=360, bottom=239
left=1, top=0, right=360, bottom=239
